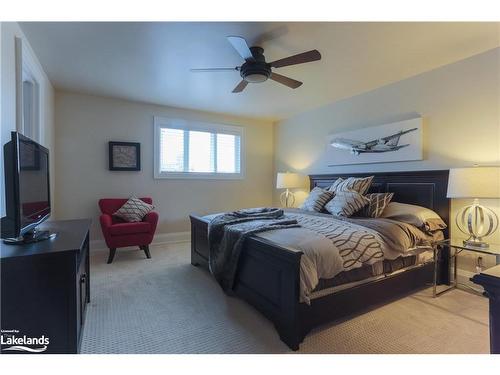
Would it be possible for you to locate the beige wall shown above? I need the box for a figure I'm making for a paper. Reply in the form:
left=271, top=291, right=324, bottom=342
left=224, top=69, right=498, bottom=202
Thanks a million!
left=0, top=22, right=55, bottom=217
left=54, top=91, right=274, bottom=240
left=274, top=48, right=500, bottom=271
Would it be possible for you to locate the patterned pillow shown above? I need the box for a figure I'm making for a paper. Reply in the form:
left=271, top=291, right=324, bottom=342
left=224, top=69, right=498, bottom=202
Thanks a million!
left=113, top=197, right=154, bottom=222
left=329, top=176, right=374, bottom=195
left=300, top=187, right=334, bottom=212
left=358, top=193, right=394, bottom=218
left=324, top=190, right=370, bottom=217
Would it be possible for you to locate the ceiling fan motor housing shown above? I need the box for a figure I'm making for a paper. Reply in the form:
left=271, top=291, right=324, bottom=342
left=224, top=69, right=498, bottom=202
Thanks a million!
left=240, top=46, right=271, bottom=83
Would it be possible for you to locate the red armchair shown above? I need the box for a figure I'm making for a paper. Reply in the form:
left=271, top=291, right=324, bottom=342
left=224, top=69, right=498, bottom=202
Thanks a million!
left=98, top=197, right=158, bottom=264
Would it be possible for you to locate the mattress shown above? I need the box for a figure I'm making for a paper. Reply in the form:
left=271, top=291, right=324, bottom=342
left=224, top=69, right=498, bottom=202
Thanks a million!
left=314, top=253, right=419, bottom=292
left=309, top=250, right=434, bottom=300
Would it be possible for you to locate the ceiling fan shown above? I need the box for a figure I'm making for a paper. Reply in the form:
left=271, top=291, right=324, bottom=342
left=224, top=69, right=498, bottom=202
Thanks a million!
left=191, top=36, right=321, bottom=93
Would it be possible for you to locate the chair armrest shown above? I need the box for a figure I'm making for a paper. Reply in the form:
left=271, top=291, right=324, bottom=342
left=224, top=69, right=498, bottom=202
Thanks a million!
left=143, top=211, right=159, bottom=233
left=100, top=214, right=113, bottom=236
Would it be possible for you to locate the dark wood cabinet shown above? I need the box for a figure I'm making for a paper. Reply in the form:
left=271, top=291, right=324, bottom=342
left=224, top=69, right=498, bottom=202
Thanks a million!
left=1, top=219, right=91, bottom=354
left=472, top=265, right=500, bottom=354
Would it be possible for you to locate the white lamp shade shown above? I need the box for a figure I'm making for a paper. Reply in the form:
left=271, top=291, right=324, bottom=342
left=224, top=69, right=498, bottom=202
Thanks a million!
left=276, top=172, right=306, bottom=189
left=447, top=167, right=500, bottom=198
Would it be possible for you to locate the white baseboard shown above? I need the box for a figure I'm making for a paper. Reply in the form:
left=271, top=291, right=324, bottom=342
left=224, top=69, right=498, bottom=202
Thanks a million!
left=90, top=231, right=190, bottom=251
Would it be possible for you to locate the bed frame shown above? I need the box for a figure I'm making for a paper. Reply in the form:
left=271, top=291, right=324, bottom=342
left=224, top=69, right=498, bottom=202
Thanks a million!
left=190, top=170, right=450, bottom=350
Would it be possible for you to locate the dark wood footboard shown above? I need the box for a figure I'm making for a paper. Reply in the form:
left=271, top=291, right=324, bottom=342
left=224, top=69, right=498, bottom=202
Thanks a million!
left=190, top=214, right=305, bottom=349
left=190, top=215, right=210, bottom=268
left=232, top=233, right=304, bottom=349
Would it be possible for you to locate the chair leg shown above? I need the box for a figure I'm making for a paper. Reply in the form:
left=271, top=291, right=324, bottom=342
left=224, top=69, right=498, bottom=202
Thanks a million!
left=141, top=245, right=151, bottom=259
left=107, top=248, right=117, bottom=264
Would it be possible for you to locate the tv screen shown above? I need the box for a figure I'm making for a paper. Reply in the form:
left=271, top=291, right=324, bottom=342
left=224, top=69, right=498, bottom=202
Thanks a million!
left=19, top=136, right=50, bottom=229
left=1, top=132, right=51, bottom=239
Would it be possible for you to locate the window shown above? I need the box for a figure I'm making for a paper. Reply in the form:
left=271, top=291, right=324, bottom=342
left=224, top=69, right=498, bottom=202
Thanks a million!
left=22, top=78, right=39, bottom=140
left=154, top=117, right=244, bottom=179
left=16, top=36, right=41, bottom=142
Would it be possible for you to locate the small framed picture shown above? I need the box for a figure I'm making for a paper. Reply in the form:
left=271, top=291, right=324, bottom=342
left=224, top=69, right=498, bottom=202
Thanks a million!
left=109, top=141, right=141, bottom=171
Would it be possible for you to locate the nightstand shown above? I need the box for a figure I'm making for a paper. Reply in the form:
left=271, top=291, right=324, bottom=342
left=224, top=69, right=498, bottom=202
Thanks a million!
left=432, top=239, right=500, bottom=297
left=471, top=264, right=500, bottom=353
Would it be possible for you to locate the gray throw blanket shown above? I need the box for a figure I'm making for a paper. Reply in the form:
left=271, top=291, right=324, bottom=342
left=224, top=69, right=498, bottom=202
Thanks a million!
left=208, top=208, right=299, bottom=292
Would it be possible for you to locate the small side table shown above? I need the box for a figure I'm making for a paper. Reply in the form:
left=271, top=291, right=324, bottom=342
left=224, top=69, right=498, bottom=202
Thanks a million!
left=433, top=239, right=500, bottom=297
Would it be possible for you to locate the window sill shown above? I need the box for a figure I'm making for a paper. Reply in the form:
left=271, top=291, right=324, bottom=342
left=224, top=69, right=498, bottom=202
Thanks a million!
left=154, top=172, right=244, bottom=180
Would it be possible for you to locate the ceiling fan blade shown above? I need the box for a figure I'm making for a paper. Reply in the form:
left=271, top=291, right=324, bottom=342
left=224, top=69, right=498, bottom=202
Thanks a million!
left=270, top=50, right=321, bottom=68
left=232, top=80, right=248, bottom=93
left=227, top=36, right=255, bottom=61
left=269, top=73, right=303, bottom=89
left=190, top=67, right=239, bottom=72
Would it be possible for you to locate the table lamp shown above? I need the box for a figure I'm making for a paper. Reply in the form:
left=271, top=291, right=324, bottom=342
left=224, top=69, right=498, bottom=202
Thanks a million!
left=276, top=172, right=305, bottom=208
left=447, top=167, right=500, bottom=248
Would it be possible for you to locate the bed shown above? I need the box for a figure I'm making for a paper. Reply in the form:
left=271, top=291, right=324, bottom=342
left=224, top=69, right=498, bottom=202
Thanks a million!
left=190, top=170, right=450, bottom=350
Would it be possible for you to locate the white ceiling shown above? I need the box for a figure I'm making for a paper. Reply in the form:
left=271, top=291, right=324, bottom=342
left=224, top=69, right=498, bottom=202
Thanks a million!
left=20, top=22, right=500, bottom=121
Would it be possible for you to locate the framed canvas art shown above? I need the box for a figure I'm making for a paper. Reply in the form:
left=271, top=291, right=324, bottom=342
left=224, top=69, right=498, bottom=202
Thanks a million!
left=108, top=141, right=141, bottom=171
left=326, top=117, right=423, bottom=166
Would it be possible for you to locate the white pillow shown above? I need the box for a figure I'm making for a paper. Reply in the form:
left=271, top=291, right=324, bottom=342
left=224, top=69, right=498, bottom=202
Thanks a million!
left=381, top=202, right=447, bottom=232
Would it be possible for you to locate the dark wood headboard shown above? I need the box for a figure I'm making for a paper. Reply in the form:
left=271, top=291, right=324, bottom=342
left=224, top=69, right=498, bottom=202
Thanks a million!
left=309, top=170, right=450, bottom=237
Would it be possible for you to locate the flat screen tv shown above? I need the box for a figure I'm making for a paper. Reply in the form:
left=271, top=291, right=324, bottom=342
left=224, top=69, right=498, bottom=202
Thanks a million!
left=1, top=131, right=54, bottom=243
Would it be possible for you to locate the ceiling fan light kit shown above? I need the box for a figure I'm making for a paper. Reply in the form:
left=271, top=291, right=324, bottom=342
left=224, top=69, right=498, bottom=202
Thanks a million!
left=240, top=47, right=271, bottom=83
left=191, top=36, right=321, bottom=93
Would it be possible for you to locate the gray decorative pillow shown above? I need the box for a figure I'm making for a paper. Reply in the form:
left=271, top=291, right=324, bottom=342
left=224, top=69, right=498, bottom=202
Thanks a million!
left=324, top=190, right=370, bottom=217
left=300, top=187, right=334, bottom=212
left=113, top=197, right=154, bottom=222
left=381, top=202, right=447, bottom=232
left=329, top=176, right=374, bottom=195
left=358, top=193, right=394, bottom=218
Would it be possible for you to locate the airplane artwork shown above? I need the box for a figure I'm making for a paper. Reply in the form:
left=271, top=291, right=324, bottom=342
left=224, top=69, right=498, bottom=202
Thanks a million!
left=330, top=128, right=418, bottom=156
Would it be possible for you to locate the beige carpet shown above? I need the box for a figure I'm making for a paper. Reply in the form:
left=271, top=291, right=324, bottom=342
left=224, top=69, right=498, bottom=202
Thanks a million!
left=81, top=242, right=490, bottom=354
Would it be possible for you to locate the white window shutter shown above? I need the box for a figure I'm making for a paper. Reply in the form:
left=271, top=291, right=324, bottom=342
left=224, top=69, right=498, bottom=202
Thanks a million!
left=155, top=118, right=243, bottom=179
